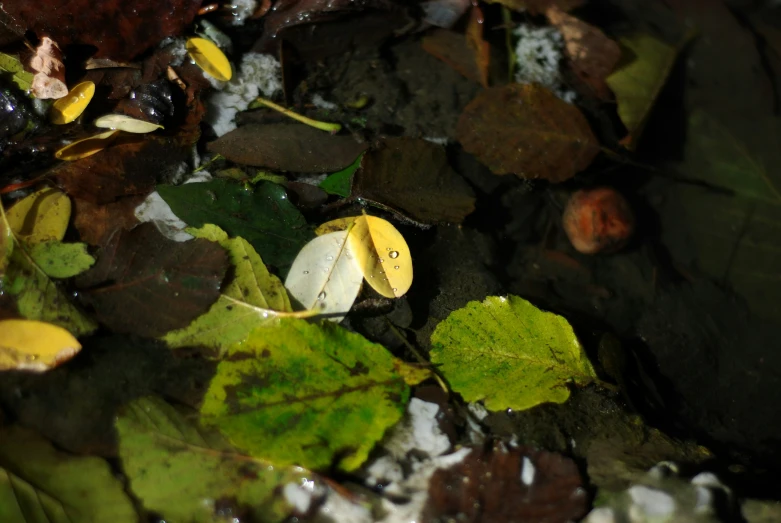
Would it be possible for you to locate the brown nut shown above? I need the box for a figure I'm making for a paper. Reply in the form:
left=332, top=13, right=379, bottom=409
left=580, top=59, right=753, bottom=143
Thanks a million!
left=562, top=187, right=634, bottom=254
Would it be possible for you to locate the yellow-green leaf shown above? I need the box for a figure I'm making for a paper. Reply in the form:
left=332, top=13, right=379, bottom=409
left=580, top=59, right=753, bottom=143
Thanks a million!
left=186, top=37, right=232, bottom=82
left=55, top=130, right=120, bottom=161
left=94, top=114, right=163, bottom=134
left=29, top=240, right=95, bottom=278
left=0, top=206, right=11, bottom=277
left=0, top=319, right=81, bottom=372
left=6, top=188, right=71, bottom=244
left=0, top=52, right=34, bottom=92
left=430, top=295, right=597, bottom=411
left=606, top=33, right=678, bottom=149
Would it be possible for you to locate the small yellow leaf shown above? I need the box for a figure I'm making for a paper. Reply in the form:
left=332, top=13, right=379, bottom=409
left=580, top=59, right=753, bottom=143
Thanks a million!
left=50, top=81, right=95, bottom=124
left=94, top=114, right=163, bottom=134
left=0, top=319, right=82, bottom=372
left=6, top=188, right=71, bottom=244
left=55, top=130, right=120, bottom=161
left=314, top=217, right=357, bottom=236
left=186, top=37, right=232, bottom=82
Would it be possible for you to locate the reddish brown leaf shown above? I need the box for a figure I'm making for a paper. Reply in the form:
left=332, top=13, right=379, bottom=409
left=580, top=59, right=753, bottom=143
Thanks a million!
left=456, top=83, right=599, bottom=182
left=485, top=0, right=583, bottom=15
left=422, top=29, right=485, bottom=86
left=4, top=0, right=202, bottom=60
left=466, top=6, right=490, bottom=88
left=353, top=137, right=476, bottom=224
left=545, top=6, right=621, bottom=100
left=75, top=223, right=228, bottom=337
left=72, top=195, right=143, bottom=246
left=423, top=442, right=589, bottom=523
left=207, top=123, right=369, bottom=172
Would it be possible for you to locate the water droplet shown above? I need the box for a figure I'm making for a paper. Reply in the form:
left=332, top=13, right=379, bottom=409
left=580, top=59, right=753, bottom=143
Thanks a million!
left=323, top=267, right=329, bottom=273
left=303, top=270, right=309, bottom=274
left=262, top=312, right=269, bottom=318
left=392, top=288, right=398, bottom=292
left=394, top=265, right=400, bottom=270
left=318, top=291, right=327, bottom=300
left=389, top=251, right=399, bottom=259
left=386, top=247, right=392, bottom=251
left=378, top=258, right=385, bottom=263
left=326, top=255, right=334, bottom=261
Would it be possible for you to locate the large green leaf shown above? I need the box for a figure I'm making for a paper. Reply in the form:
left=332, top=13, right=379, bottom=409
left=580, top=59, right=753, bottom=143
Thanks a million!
left=157, top=179, right=313, bottom=272
left=430, top=295, right=596, bottom=411
left=0, top=426, right=137, bottom=523
left=200, top=318, right=412, bottom=472
left=117, top=396, right=317, bottom=523
left=162, top=224, right=292, bottom=354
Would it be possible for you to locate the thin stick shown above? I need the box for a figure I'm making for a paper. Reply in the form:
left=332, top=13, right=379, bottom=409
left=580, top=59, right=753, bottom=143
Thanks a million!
left=385, top=319, right=449, bottom=394
left=252, top=97, right=342, bottom=133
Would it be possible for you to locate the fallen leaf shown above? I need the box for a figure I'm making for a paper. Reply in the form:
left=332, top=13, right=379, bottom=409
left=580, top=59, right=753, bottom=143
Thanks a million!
left=0, top=51, right=34, bottom=92
left=94, top=114, right=163, bottom=134
left=75, top=223, right=228, bottom=337
left=157, top=179, right=313, bottom=272
left=466, top=6, right=490, bottom=88
left=117, top=396, right=322, bottom=522
left=163, top=225, right=293, bottom=353
left=456, top=83, right=600, bottom=182
left=422, top=29, right=486, bottom=86
left=483, top=0, right=583, bottom=14
left=50, top=81, right=95, bottom=124
left=0, top=319, right=81, bottom=371
left=319, top=152, right=362, bottom=197
left=285, top=229, right=364, bottom=321
left=422, top=441, right=589, bottom=522
left=0, top=426, right=138, bottom=522
left=54, top=130, right=121, bottom=161
left=29, top=36, right=67, bottom=99
left=200, top=318, right=413, bottom=472
left=605, top=33, right=678, bottom=149
left=28, top=241, right=95, bottom=278
left=546, top=6, right=621, bottom=100
left=207, top=123, right=368, bottom=172
left=430, top=295, right=597, bottom=411
left=353, top=137, right=476, bottom=224
left=0, top=207, right=11, bottom=276
left=186, top=37, right=232, bottom=82
left=5, top=187, right=71, bottom=244
left=72, top=195, right=143, bottom=246
left=316, top=215, right=413, bottom=298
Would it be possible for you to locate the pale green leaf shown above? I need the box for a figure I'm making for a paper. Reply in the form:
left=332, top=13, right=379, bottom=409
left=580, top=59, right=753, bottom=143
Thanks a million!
left=200, top=319, right=411, bottom=472
left=0, top=426, right=137, bottom=523
left=430, top=295, right=597, bottom=411
left=117, top=396, right=317, bottom=523
left=28, top=241, right=95, bottom=279
left=0, top=52, right=34, bottom=92
left=0, top=206, right=11, bottom=277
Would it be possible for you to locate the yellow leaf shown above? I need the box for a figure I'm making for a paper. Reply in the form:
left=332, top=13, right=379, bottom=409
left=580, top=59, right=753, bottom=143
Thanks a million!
left=6, top=188, right=71, bottom=244
left=55, top=130, right=120, bottom=161
left=50, top=81, right=95, bottom=124
left=0, top=319, right=81, bottom=372
left=186, top=37, right=232, bottom=82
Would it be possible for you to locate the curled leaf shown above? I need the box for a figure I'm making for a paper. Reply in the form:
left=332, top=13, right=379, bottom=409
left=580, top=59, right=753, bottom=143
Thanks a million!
left=6, top=188, right=71, bottom=244
left=0, top=319, right=81, bottom=372
left=94, top=114, right=164, bottom=133
left=50, top=81, right=95, bottom=124
left=186, top=37, right=232, bottom=81
left=54, top=130, right=120, bottom=161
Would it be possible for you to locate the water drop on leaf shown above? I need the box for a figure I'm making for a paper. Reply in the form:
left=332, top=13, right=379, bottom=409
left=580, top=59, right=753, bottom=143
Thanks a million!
left=389, top=251, right=399, bottom=259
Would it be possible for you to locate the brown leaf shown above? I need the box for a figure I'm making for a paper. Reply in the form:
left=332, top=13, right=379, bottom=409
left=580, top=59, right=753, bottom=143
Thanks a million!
left=484, top=0, right=583, bottom=15
left=207, top=123, right=369, bottom=172
left=4, top=0, right=202, bottom=60
left=72, top=195, right=143, bottom=246
left=75, top=223, right=228, bottom=337
left=466, top=6, right=490, bottom=88
left=456, top=83, right=599, bottom=182
left=546, top=6, right=621, bottom=100
left=422, top=29, right=485, bottom=86
left=29, top=36, right=67, bottom=99
left=353, top=137, right=475, bottom=224
left=423, top=442, right=588, bottom=522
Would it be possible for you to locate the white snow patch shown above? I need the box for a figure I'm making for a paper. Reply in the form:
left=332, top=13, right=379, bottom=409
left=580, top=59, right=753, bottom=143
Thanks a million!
left=627, top=485, right=676, bottom=516
left=520, top=456, right=535, bottom=486
left=384, top=398, right=451, bottom=459
left=229, top=0, right=258, bottom=26
left=283, top=482, right=314, bottom=513
left=423, top=136, right=449, bottom=146
left=513, top=24, right=576, bottom=103
left=311, top=93, right=338, bottom=111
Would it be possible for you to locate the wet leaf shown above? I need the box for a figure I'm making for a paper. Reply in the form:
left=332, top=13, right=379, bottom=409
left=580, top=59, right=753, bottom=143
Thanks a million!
left=284, top=229, right=363, bottom=321
left=422, top=441, right=589, bottom=523
left=430, top=295, right=597, bottom=411
left=3, top=0, right=203, bottom=60
left=605, top=33, right=678, bottom=149
left=546, top=6, right=621, bottom=100
left=29, top=36, right=67, bottom=99
left=422, top=29, right=487, bottom=86
left=0, top=52, right=34, bottom=92
left=117, top=396, right=321, bottom=523
left=93, top=114, right=163, bottom=134
left=200, top=318, right=412, bottom=472
left=186, top=37, right=232, bottom=82
left=207, top=123, right=368, bottom=172
left=6, top=188, right=71, bottom=245
left=353, top=137, right=476, bottom=224
left=319, top=153, right=362, bottom=198
left=163, top=224, right=293, bottom=353
left=50, top=81, right=95, bottom=124
left=466, top=6, right=490, bottom=88
left=316, top=215, right=413, bottom=299
left=28, top=241, right=95, bottom=279
left=0, top=426, right=138, bottom=522
left=456, top=84, right=600, bottom=182
left=71, top=196, right=143, bottom=246
left=483, top=0, right=583, bottom=15
left=0, top=208, right=11, bottom=276
left=75, top=223, right=228, bottom=337
left=0, top=319, right=81, bottom=372
left=54, top=130, right=121, bottom=161
left=157, top=179, right=313, bottom=272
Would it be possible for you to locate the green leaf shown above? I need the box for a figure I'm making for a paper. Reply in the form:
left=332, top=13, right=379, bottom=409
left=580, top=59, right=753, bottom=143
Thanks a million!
left=0, top=52, right=34, bottom=92
left=319, top=153, right=362, bottom=198
left=117, top=396, right=317, bottom=523
left=0, top=207, right=11, bottom=277
left=200, top=319, right=411, bottom=472
left=606, top=33, right=678, bottom=148
left=0, top=425, right=137, bottom=523
left=4, top=245, right=97, bottom=337
left=157, top=179, right=313, bottom=272
left=430, top=295, right=597, bottom=411
left=163, top=224, right=292, bottom=353
left=28, top=241, right=95, bottom=279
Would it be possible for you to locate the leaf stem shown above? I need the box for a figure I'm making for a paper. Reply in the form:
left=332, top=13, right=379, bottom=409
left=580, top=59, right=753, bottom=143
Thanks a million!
left=251, top=97, right=342, bottom=133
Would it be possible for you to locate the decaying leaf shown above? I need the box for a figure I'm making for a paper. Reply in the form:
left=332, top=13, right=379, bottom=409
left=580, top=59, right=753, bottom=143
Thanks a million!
left=456, top=83, right=600, bottom=182
left=28, top=241, right=95, bottom=279
left=422, top=441, right=589, bottom=522
left=75, top=223, right=228, bottom=337
left=0, top=426, right=138, bottom=522
left=466, top=6, right=490, bottom=88
left=117, top=396, right=322, bottom=522
left=200, top=318, right=414, bottom=471
left=353, top=137, right=476, bottom=224
left=207, top=123, right=368, bottom=172
left=0, top=319, right=81, bottom=372
left=546, top=6, right=621, bottom=100
left=0, top=51, right=34, bottom=92
left=29, top=36, right=67, bottom=99
left=422, top=28, right=486, bottom=86
left=430, top=295, right=597, bottom=411
left=605, top=33, right=679, bottom=149
left=71, top=196, right=143, bottom=246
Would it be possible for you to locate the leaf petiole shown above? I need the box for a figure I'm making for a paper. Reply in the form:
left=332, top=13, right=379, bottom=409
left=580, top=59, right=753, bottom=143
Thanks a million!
left=250, top=97, right=342, bottom=133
